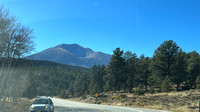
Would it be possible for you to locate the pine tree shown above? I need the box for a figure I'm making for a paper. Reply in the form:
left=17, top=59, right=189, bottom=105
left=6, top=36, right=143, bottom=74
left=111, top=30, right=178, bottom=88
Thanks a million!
left=186, top=51, right=200, bottom=89
left=73, top=72, right=91, bottom=96
left=105, top=48, right=125, bottom=92
left=196, top=75, right=200, bottom=89
left=149, top=40, right=180, bottom=90
left=123, top=51, right=137, bottom=92
left=172, top=49, right=187, bottom=91
left=89, top=65, right=106, bottom=94
left=103, top=72, right=115, bottom=91
left=137, top=55, right=150, bottom=91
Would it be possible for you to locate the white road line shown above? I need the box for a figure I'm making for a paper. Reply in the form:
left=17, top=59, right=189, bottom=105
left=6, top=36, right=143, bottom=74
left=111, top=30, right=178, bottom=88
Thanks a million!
left=112, top=106, right=143, bottom=112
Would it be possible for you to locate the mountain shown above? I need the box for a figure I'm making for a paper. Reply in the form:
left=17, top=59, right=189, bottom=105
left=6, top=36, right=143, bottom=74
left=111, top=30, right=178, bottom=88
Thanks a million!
left=26, top=44, right=111, bottom=67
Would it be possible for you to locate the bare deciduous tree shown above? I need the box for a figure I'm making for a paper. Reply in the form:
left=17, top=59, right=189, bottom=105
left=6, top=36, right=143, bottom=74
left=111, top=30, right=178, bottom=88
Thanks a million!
left=0, top=6, right=34, bottom=112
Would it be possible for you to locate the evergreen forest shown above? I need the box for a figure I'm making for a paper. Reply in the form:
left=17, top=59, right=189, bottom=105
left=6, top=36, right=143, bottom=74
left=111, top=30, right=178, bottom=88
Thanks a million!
left=18, top=40, right=200, bottom=98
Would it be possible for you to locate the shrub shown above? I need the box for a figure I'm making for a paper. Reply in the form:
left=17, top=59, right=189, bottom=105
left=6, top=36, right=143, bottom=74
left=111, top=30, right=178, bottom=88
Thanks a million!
left=149, top=86, right=155, bottom=94
left=134, top=84, right=144, bottom=95
left=58, top=89, right=68, bottom=98
left=161, top=76, right=171, bottom=92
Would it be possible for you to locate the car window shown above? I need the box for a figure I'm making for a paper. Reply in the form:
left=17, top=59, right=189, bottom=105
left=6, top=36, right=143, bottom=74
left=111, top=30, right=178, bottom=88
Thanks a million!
left=33, top=99, right=48, bottom=104
left=49, top=99, right=53, bottom=104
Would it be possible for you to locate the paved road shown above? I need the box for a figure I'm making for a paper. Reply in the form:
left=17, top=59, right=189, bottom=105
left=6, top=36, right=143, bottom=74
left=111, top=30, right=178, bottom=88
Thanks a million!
left=52, top=98, right=170, bottom=112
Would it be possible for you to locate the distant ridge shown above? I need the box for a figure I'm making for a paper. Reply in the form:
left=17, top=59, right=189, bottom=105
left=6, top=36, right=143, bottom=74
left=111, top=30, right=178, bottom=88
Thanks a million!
left=26, top=44, right=111, bottom=67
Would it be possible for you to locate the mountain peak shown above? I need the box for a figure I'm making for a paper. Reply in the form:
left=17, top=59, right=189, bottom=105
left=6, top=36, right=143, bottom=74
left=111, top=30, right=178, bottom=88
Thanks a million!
left=26, top=44, right=111, bottom=67
left=55, top=43, right=94, bottom=57
left=57, top=43, right=81, bottom=47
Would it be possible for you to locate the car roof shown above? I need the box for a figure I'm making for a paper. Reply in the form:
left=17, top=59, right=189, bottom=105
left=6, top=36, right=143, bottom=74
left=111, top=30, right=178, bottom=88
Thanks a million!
left=36, top=97, right=51, bottom=100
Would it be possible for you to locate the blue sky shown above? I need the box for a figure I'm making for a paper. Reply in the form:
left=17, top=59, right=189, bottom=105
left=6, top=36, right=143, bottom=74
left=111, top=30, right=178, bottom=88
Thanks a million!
left=0, top=0, right=200, bottom=57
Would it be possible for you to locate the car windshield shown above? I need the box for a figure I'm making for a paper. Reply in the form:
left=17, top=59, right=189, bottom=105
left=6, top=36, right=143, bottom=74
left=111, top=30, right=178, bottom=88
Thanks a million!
left=33, top=99, right=48, bottom=104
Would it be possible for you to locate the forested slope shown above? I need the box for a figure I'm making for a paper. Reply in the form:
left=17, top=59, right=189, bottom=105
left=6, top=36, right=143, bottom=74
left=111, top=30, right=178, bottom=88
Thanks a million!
left=3, top=59, right=90, bottom=98
left=2, top=40, right=199, bottom=99
left=20, top=40, right=200, bottom=99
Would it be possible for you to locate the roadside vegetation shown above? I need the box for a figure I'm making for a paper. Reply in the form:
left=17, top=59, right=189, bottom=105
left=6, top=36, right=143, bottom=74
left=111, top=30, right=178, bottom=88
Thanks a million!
left=4, top=98, right=32, bottom=112
left=73, top=90, right=200, bottom=112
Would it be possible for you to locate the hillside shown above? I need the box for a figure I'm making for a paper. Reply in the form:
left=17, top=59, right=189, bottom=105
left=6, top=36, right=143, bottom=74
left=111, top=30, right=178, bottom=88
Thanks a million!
left=1, top=58, right=89, bottom=99
left=26, top=44, right=111, bottom=67
left=14, top=58, right=89, bottom=71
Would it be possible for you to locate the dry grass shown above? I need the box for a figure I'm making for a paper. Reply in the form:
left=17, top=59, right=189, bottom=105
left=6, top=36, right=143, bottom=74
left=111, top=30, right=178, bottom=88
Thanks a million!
left=1, top=98, right=32, bottom=112
left=79, top=90, right=200, bottom=112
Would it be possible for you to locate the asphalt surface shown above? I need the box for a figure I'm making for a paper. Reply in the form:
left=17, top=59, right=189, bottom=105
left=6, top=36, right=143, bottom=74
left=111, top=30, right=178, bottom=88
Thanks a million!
left=52, top=98, right=170, bottom=112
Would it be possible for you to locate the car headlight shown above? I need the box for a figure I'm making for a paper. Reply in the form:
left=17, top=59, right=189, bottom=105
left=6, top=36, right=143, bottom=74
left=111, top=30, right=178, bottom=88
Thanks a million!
left=31, top=106, right=34, bottom=109
left=45, top=106, right=48, bottom=108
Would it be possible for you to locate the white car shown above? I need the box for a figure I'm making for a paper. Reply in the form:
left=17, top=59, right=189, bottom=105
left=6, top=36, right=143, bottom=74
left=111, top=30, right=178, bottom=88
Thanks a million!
left=29, top=97, right=54, bottom=112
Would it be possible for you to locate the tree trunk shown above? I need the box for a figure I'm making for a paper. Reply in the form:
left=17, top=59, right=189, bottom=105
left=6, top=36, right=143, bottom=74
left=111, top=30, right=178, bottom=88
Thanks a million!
left=176, top=83, right=179, bottom=91
left=124, top=83, right=126, bottom=93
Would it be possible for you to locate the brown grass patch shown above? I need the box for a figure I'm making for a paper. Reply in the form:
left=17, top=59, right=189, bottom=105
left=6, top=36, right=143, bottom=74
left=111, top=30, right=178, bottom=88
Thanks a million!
left=0, top=98, right=32, bottom=112
left=77, top=90, right=200, bottom=112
